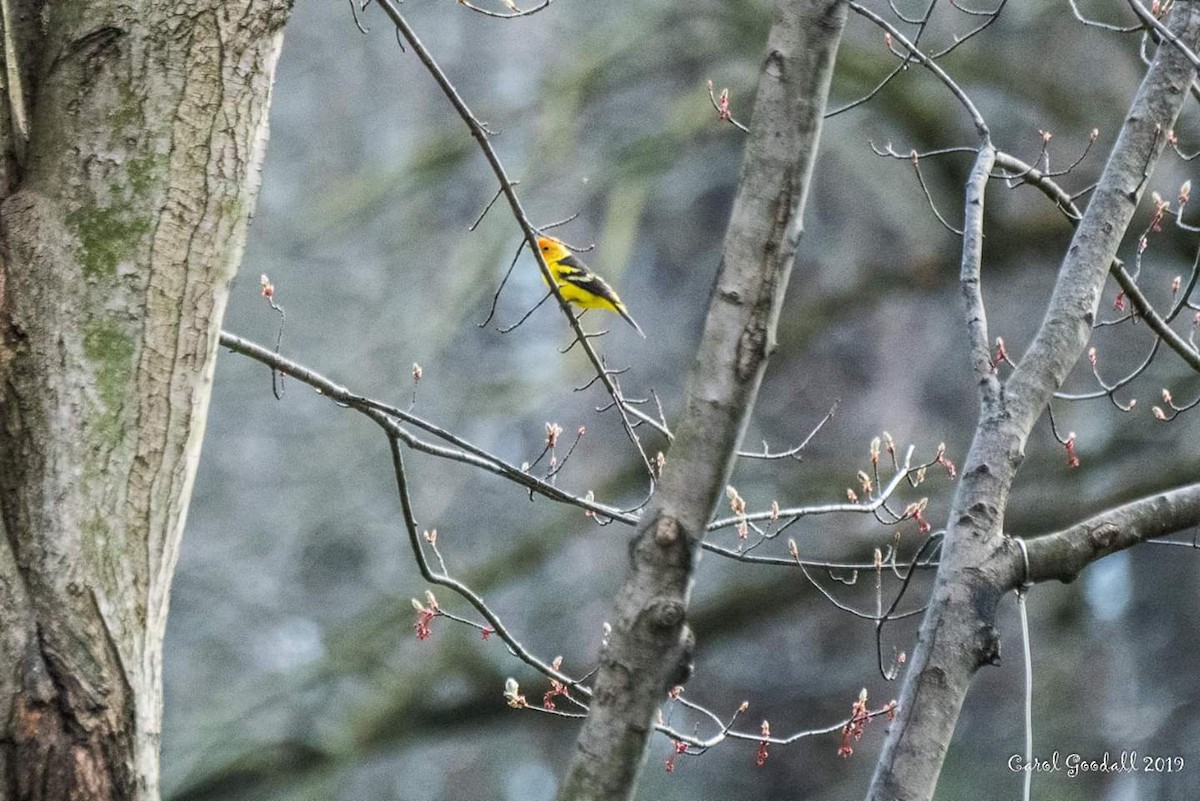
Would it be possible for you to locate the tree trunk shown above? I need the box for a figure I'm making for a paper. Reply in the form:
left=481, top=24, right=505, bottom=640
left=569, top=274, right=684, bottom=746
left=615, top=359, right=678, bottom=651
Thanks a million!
left=557, top=1, right=848, bottom=798
left=0, top=1, right=291, bottom=798
left=867, top=4, right=1200, bottom=799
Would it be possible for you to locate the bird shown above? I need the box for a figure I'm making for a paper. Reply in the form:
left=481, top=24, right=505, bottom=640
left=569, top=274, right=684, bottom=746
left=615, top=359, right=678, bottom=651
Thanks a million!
left=535, top=236, right=645, bottom=338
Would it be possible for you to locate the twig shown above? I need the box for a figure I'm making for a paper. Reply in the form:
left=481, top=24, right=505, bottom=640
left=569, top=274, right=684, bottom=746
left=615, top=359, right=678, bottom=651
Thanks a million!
left=991, top=150, right=1200, bottom=374
left=706, top=80, right=750, bottom=133
left=218, top=331, right=634, bottom=523
left=848, top=1, right=990, bottom=136
left=374, top=0, right=668, bottom=479
left=736, top=400, right=838, bottom=460
left=827, top=0, right=935, bottom=119
left=912, top=151, right=965, bottom=235
left=455, top=0, right=557, bottom=19
left=389, top=435, right=591, bottom=695
left=931, top=0, right=1009, bottom=59
left=1067, top=0, right=1141, bottom=32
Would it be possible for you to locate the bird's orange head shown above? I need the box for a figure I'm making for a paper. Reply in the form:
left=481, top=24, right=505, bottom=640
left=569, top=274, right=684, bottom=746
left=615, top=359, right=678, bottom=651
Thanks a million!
left=536, top=236, right=569, bottom=262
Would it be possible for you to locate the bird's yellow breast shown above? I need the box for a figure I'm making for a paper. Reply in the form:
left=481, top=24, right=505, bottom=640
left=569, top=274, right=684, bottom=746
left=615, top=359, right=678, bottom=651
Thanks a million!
left=541, top=268, right=614, bottom=311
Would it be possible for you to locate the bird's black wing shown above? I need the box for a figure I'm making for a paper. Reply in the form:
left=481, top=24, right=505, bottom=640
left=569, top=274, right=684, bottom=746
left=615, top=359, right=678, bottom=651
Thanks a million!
left=555, top=253, right=622, bottom=305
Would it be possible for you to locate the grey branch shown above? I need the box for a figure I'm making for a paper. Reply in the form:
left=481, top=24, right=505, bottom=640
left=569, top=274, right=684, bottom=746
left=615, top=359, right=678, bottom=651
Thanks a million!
left=1021, top=483, right=1200, bottom=584
left=992, top=150, right=1200, bottom=374
left=1006, top=3, right=1200, bottom=430
left=218, top=331, right=632, bottom=523
left=960, top=144, right=999, bottom=391
left=557, top=1, right=849, bottom=799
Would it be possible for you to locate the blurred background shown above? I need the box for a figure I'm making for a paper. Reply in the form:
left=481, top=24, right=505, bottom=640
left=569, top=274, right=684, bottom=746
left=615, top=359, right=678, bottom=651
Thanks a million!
left=163, top=1, right=1200, bottom=799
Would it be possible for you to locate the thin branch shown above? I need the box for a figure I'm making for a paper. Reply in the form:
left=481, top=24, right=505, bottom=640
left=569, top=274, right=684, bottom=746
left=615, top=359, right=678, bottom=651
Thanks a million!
left=1042, top=128, right=1100, bottom=178
left=217, top=331, right=634, bottom=523
left=661, top=699, right=896, bottom=751
left=499, top=291, right=554, bottom=334
left=931, top=0, right=1009, bottom=59
left=872, top=142, right=978, bottom=160
left=827, top=0, right=936, bottom=119
left=876, top=533, right=943, bottom=680
left=1153, top=384, right=1200, bottom=419
left=888, top=0, right=931, bottom=25
left=708, top=445, right=934, bottom=534
left=374, top=0, right=667, bottom=480
left=848, top=1, right=989, bottom=136
left=789, top=545, right=929, bottom=623
left=478, top=239, right=528, bottom=329
left=699, top=539, right=941, bottom=570
left=469, top=181, right=517, bottom=231
left=960, top=144, right=999, bottom=390
left=736, top=400, right=838, bottom=460
left=455, top=0, right=557, bottom=19
left=992, top=150, right=1200, bottom=374
left=348, top=0, right=371, bottom=34
left=1047, top=336, right=1148, bottom=410
left=912, top=152, right=965, bottom=235
left=388, top=435, right=591, bottom=696
left=1067, top=0, right=1141, bottom=32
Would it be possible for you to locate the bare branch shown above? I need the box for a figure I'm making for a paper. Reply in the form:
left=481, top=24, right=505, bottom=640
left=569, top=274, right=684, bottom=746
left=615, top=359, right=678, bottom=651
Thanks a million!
left=848, top=1, right=989, bottom=136
left=736, top=400, right=837, bottom=460
left=661, top=696, right=896, bottom=753
left=708, top=445, right=925, bottom=532
left=991, top=150, right=1200, bottom=374
left=217, top=331, right=634, bottom=523
left=1021, top=482, right=1200, bottom=584
left=960, top=144, right=998, bottom=388
left=1067, top=0, right=1141, bottom=32
left=931, top=0, right=1009, bottom=59
left=912, top=151, right=966, bottom=235
left=469, top=181, right=517, bottom=231
left=455, top=0, right=557, bottom=19
left=387, top=435, right=591, bottom=695
left=373, top=0, right=667, bottom=481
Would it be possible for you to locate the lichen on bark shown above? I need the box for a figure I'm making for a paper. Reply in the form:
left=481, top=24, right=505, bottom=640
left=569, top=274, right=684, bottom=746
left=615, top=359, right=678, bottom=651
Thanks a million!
left=0, top=1, right=293, bottom=798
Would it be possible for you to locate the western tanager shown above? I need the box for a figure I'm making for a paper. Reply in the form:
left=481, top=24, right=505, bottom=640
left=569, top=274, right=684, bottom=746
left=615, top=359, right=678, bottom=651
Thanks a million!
left=535, top=236, right=645, bottom=338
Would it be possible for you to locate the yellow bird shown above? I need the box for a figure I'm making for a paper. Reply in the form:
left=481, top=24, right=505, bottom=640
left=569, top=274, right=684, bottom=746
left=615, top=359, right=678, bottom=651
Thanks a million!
left=535, top=236, right=645, bottom=338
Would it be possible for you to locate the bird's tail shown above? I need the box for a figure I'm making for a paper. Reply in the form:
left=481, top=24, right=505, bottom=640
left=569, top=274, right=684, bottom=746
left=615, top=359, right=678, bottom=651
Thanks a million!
left=616, top=303, right=646, bottom=338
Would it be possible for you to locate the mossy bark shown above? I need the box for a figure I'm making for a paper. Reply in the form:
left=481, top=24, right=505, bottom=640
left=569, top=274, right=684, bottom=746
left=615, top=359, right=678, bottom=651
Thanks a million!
left=0, top=1, right=291, bottom=798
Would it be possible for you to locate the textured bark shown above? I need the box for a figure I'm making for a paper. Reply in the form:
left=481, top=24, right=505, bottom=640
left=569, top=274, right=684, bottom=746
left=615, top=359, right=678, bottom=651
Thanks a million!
left=556, top=2, right=848, bottom=799
left=0, top=1, right=291, bottom=799
left=1024, top=483, right=1200, bottom=585
left=867, top=4, right=1200, bottom=800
